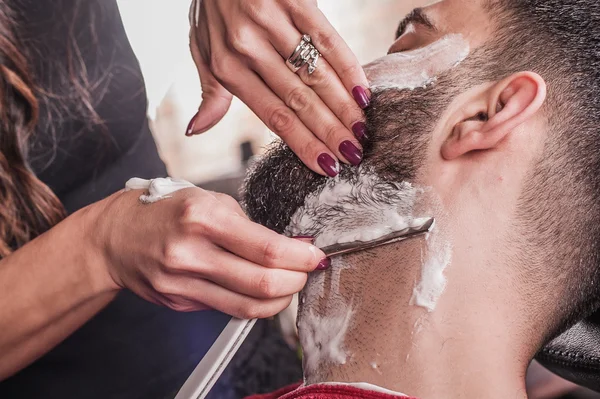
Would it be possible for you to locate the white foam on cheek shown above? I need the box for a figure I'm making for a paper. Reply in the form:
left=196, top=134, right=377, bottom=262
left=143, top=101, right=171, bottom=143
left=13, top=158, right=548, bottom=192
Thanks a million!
left=125, top=177, right=196, bottom=204
left=286, top=170, right=426, bottom=249
left=365, top=34, right=470, bottom=92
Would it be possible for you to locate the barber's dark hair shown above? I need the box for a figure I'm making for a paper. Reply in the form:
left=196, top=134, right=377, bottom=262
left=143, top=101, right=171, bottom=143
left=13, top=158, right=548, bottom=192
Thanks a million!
left=0, top=0, right=106, bottom=257
left=480, top=0, right=600, bottom=338
left=0, top=2, right=65, bottom=257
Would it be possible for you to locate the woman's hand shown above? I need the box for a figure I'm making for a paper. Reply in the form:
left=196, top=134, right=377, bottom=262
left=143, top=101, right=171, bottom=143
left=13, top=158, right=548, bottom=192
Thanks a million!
left=187, top=0, right=370, bottom=177
left=92, top=187, right=327, bottom=319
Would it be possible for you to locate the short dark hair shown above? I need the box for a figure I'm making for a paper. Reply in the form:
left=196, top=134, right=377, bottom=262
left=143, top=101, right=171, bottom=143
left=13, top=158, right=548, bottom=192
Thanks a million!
left=480, top=0, right=600, bottom=338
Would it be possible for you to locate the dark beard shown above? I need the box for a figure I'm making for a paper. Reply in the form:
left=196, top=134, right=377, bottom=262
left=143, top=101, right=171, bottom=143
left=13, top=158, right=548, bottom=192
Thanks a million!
left=242, top=78, right=455, bottom=233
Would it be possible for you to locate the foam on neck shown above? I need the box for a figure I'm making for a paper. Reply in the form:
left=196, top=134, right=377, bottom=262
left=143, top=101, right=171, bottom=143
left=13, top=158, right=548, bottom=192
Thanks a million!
left=287, top=169, right=431, bottom=375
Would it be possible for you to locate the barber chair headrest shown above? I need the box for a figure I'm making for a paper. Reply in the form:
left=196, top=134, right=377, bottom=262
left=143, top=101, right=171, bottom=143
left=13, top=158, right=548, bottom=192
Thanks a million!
left=538, top=310, right=600, bottom=392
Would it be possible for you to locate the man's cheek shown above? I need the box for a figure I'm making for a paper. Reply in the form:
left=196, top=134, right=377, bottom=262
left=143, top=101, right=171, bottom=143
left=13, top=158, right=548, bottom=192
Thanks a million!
left=366, top=34, right=470, bottom=93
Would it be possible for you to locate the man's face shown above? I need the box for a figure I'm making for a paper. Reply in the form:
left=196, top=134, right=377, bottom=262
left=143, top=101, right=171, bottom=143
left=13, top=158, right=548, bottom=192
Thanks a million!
left=243, top=0, right=502, bottom=328
left=243, top=45, right=466, bottom=380
left=243, top=0, right=491, bottom=234
left=244, top=0, right=552, bottom=382
left=243, top=0, right=496, bottom=234
left=391, top=0, right=492, bottom=54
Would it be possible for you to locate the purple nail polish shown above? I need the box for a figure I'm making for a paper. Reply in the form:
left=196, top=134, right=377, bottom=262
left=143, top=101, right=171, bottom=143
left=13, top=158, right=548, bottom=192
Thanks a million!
left=316, top=258, right=331, bottom=271
left=339, top=141, right=363, bottom=166
left=352, top=121, right=368, bottom=144
left=317, top=153, right=340, bottom=177
left=352, top=86, right=370, bottom=109
left=185, top=111, right=199, bottom=136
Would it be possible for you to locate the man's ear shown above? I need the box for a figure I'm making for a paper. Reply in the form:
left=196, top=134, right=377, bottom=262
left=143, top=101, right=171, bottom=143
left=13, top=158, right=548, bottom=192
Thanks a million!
left=441, top=72, right=547, bottom=160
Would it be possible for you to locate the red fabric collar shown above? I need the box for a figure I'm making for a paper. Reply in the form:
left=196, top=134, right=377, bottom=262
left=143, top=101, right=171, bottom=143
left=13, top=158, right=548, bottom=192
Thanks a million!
left=245, top=383, right=418, bottom=399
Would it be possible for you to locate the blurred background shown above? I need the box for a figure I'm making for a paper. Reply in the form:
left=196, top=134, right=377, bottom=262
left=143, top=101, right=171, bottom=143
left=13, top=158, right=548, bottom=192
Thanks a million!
left=116, top=0, right=600, bottom=398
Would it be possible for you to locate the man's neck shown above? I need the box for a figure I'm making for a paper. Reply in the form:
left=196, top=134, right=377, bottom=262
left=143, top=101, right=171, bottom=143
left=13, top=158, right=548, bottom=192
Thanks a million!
left=298, top=241, right=531, bottom=399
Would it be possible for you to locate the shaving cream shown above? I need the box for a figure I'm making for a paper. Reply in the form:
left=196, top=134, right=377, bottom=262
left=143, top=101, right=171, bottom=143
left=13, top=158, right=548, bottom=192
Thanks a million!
left=299, top=308, right=354, bottom=374
left=285, top=168, right=426, bottom=248
left=288, top=168, right=430, bottom=375
left=125, top=177, right=196, bottom=204
left=297, top=256, right=355, bottom=376
left=365, top=34, right=470, bottom=92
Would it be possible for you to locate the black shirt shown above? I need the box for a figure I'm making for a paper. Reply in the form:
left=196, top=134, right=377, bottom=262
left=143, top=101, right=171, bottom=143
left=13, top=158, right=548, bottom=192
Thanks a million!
left=0, top=1, right=232, bottom=398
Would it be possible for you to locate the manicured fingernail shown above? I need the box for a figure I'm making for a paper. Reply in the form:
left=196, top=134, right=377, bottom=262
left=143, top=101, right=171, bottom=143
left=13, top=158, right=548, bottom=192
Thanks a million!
left=352, top=121, right=368, bottom=144
left=339, top=141, right=363, bottom=166
left=316, top=258, right=331, bottom=271
left=317, top=153, right=340, bottom=177
left=352, top=86, right=370, bottom=109
left=185, top=111, right=199, bottom=136
left=292, top=236, right=315, bottom=244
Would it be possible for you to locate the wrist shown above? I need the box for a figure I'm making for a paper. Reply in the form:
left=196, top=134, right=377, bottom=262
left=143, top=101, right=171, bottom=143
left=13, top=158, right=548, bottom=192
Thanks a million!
left=71, top=199, right=122, bottom=294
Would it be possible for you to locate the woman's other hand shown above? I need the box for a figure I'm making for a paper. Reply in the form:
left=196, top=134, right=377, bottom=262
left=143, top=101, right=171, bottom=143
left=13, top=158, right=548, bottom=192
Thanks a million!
left=91, top=187, right=327, bottom=319
left=187, top=0, right=370, bottom=177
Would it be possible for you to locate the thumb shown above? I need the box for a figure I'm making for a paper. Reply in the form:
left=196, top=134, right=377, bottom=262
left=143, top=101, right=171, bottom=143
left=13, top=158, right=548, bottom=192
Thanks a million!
left=188, top=31, right=233, bottom=136
left=187, top=62, right=233, bottom=136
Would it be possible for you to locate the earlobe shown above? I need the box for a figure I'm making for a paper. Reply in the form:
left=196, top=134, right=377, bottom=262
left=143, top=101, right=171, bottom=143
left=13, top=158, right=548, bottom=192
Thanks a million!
left=441, top=72, right=547, bottom=160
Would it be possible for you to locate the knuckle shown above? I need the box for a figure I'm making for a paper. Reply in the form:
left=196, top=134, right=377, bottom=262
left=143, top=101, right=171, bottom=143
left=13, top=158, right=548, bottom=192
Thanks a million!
left=149, top=274, right=171, bottom=295
left=300, top=139, right=323, bottom=160
left=323, top=123, right=346, bottom=143
left=179, top=197, right=200, bottom=225
left=262, top=240, right=285, bottom=267
left=228, top=27, right=255, bottom=57
left=255, top=270, right=279, bottom=298
left=286, top=86, right=312, bottom=112
left=209, top=53, right=236, bottom=83
left=179, top=195, right=221, bottom=233
left=338, top=101, right=361, bottom=125
left=267, top=106, right=295, bottom=135
left=339, top=62, right=361, bottom=80
left=162, top=242, right=191, bottom=272
left=300, top=65, right=330, bottom=88
left=312, top=32, right=338, bottom=55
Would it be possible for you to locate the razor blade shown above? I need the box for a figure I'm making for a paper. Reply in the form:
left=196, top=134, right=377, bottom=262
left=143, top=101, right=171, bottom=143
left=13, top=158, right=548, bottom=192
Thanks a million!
left=321, top=217, right=435, bottom=257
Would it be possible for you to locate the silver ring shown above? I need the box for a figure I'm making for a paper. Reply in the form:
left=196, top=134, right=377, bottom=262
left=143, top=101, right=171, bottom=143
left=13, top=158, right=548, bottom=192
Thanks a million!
left=287, top=34, right=321, bottom=75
